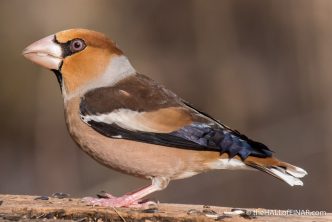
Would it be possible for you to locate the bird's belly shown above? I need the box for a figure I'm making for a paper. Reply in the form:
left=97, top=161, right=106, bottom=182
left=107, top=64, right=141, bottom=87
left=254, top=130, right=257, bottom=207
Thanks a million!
left=64, top=98, right=216, bottom=179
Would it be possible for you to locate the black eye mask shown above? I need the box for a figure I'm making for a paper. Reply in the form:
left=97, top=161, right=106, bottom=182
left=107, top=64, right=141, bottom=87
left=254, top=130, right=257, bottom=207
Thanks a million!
left=53, top=35, right=86, bottom=58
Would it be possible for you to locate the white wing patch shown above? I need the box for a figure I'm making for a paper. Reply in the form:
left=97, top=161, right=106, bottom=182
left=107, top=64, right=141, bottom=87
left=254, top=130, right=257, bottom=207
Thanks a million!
left=81, top=108, right=160, bottom=133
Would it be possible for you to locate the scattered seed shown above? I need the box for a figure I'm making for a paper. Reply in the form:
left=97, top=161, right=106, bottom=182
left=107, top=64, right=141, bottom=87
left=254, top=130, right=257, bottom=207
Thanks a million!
left=34, top=196, right=49, bottom=201
left=141, top=208, right=159, bottom=213
left=223, top=208, right=256, bottom=219
left=231, top=208, right=245, bottom=212
left=187, top=209, right=203, bottom=216
left=45, top=212, right=55, bottom=219
left=203, top=211, right=219, bottom=218
left=203, top=208, right=218, bottom=215
left=52, top=192, right=70, bottom=199
left=216, top=215, right=232, bottom=220
left=96, top=191, right=109, bottom=198
left=241, top=213, right=256, bottom=220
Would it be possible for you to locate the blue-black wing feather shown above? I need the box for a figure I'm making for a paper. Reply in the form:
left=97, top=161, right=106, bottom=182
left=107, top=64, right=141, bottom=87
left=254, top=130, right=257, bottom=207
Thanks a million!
left=86, top=120, right=273, bottom=160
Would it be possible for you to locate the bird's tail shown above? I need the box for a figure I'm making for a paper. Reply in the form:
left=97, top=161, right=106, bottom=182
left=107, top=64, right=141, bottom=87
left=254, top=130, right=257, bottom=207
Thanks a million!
left=244, top=156, right=308, bottom=186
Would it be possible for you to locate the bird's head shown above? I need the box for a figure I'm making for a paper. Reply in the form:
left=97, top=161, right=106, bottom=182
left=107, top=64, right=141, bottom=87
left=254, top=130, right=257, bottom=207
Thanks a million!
left=23, top=29, right=135, bottom=98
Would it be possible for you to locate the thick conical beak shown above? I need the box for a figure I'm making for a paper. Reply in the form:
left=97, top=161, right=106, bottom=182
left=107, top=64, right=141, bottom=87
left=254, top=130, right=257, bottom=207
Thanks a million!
left=22, top=34, right=63, bottom=70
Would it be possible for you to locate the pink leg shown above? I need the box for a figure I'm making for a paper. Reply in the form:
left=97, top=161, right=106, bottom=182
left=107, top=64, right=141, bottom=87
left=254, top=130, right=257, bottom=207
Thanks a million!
left=83, top=177, right=170, bottom=208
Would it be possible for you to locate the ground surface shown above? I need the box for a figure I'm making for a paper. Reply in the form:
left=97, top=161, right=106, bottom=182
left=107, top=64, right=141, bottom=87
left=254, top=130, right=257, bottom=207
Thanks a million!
left=0, top=194, right=330, bottom=221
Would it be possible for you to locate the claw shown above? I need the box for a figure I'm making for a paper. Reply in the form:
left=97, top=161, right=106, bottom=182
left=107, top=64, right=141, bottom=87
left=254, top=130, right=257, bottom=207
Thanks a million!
left=82, top=178, right=166, bottom=208
left=83, top=193, right=156, bottom=208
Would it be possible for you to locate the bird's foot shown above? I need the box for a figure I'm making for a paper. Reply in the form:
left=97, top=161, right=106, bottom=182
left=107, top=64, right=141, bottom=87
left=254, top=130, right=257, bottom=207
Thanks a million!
left=83, top=193, right=156, bottom=208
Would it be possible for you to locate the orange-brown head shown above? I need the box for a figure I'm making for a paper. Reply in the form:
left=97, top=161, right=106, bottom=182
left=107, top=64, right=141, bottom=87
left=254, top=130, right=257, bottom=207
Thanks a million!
left=23, top=29, right=134, bottom=98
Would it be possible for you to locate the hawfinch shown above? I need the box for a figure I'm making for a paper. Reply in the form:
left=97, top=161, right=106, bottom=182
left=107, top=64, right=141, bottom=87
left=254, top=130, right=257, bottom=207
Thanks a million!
left=23, top=29, right=307, bottom=207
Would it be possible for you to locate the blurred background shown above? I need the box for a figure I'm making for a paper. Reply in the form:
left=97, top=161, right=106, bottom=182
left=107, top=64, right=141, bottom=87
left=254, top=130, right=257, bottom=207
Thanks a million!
left=0, top=0, right=331, bottom=211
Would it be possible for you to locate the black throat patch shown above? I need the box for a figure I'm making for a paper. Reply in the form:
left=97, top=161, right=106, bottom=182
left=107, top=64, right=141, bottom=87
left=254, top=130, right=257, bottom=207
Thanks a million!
left=51, top=61, right=63, bottom=91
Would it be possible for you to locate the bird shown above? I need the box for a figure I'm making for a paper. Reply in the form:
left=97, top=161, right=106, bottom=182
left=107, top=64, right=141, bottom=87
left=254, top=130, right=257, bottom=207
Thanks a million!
left=22, top=28, right=307, bottom=208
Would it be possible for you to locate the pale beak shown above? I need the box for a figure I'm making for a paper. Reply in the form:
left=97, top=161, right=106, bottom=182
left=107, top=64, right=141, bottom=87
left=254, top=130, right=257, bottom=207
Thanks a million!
left=22, top=34, right=63, bottom=70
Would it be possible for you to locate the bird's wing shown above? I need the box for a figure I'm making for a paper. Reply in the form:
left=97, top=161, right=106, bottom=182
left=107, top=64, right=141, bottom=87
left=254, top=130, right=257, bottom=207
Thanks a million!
left=80, top=74, right=273, bottom=160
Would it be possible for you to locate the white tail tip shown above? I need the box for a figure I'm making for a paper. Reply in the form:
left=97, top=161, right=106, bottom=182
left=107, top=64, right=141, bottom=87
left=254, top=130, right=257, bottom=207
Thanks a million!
left=286, top=166, right=308, bottom=178
left=269, top=165, right=308, bottom=186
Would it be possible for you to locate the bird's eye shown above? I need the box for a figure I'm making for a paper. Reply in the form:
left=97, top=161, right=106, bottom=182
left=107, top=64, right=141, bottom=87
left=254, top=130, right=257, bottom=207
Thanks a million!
left=69, top=39, right=86, bottom=52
